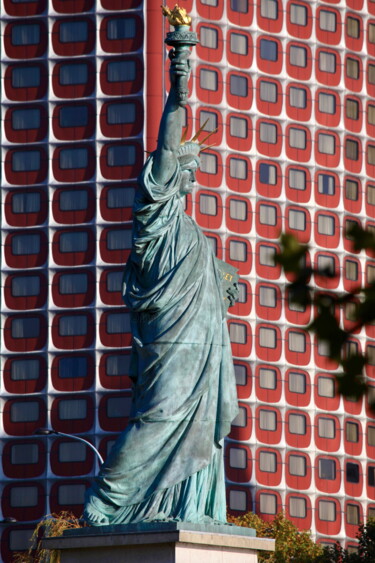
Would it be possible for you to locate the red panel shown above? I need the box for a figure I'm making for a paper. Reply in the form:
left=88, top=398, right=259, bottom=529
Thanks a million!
left=51, top=312, right=95, bottom=350
left=368, top=19, right=375, bottom=56
left=228, top=319, right=252, bottom=358
left=3, top=355, right=46, bottom=395
left=52, top=144, right=95, bottom=183
left=255, top=242, right=281, bottom=280
left=49, top=479, right=89, bottom=517
left=100, top=14, right=143, bottom=53
left=314, top=415, right=341, bottom=452
left=5, top=147, right=48, bottom=186
left=100, top=56, right=143, bottom=97
left=314, top=211, right=340, bottom=249
left=52, top=17, right=95, bottom=56
left=314, top=171, right=340, bottom=209
left=285, top=329, right=311, bottom=366
left=50, top=438, right=94, bottom=476
left=286, top=83, right=312, bottom=122
left=343, top=257, right=361, bottom=293
left=225, top=196, right=252, bottom=235
left=3, top=397, right=47, bottom=436
left=314, top=340, right=339, bottom=371
left=255, top=448, right=282, bottom=487
left=100, top=184, right=135, bottom=223
left=285, top=290, right=311, bottom=326
left=285, top=451, right=311, bottom=490
left=99, top=310, right=132, bottom=348
left=52, top=186, right=95, bottom=225
left=4, top=272, right=47, bottom=311
left=256, top=77, right=282, bottom=117
left=99, top=351, right=133, bottom=390
left=197, top=0, right=224, bottom=20
left=225, top=236, right=252, bottom=276
left=4, top=63, right=47, bottom=102
left=101, top=0, right=141, bottom=8
left=285, top=205, right=311, bottom=243
left=314, top=373, right=339, bottom=411
left=315, top=456, right=341, bottom=493
left=344, top=176, right=362, bottom=214
left=4, top=230, right=48, bottom=269
left=4, top=21, right=47, bottom=59
left=316, top=7, right=342, bottom=45
left=344, top=54, right=363, bottom=93
left=100, top=98, right=143, bottom=139
left=99, top=226, right=132, bottom=264
left=315, top=48, right=341, bottom=86
left=344, top=418, right=363, bottom=457
left=286, top=42, right=312, bottom=81
left=1, top=482, right=45, bottom=521
left=195, top=191, right=223, bottom=230
left=345, top=13, right=363, bottom=52
left=255, top=159, right=282, bottom=199
left=255, top=201, right=281, bottom=240
left=51, top=353, right=94, bottom=392
left=50, top=396, right=94, bottom=434
left=52, top=228, right=95, bottom=267
left=314, top=130, right=340, bottom=168
left=285, top=164, right=311, bottom=204
left=345, top=501, right=363, bottom=539
left=255, top=489, right=282, bottom=522
left=256, top=36, right=283, bottom=75
left=228, top=402, right=252, bottom=441
left=52, top=103, right=95, bottom=141
left=255, top=406, right=282, bottom=445
left=196, top=65, right=223, bottom=105
left=256, top=119, right=282, bottom=158
left=255, top=364, right=282, bottom=403
left=5, top=188, right=47, bottom=227
left=226, top=71, right=252, bottom=111
left=226, top=29, right=253, bottom=69
left=257, top=0, right=282, bottom=33
left=286, top=493, right=312, bottom=531
left=233, top=361, right=252, bottom=399
left=343, top=216, right=361, bottom=254
left=285, top=410, right=311, bottom=448
left=2, top=439, right=46, bottom=478
left=344, top=460, right=363, bottom=498
left=285, top=369, right=311, bottom=407
left=344, top=135, right=362, bottom=174
left=4, top=0, right=45, bottom=15
left=100, top=141, right=143, bottom=181
left=196, top=23, right=223, bottom=63
left=4, top=104, right=47, bottom=144
left=99, top=392, right=132, bottom=431
left=226, top=0, right=253, bottom=26
left=255, top=323, right=281, bottom=362
left=52, top=60, right=95, bottom=99
left=226, top=485, right=252, bottom=517
left=255, top=282, right=281, bottom=322
left=225, top=154, right=252, bottom=193
left=225, top=443, right=252, bottom=483
left=286, top=0, right=313, bottom=39
left=315, top=497, right=341, bottom=536
left=99, top=268, right=124, bottom=306
left=348, top=0, right=363, bottom=8
left=315, top=88, right=340, bottom=128
left=226, top=112, right=252, bottom=152
left=3, top=314, right=47, bottom=352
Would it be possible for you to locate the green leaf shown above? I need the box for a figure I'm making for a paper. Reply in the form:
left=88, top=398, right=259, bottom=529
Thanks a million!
left=275, top=234, right=309, bottom=274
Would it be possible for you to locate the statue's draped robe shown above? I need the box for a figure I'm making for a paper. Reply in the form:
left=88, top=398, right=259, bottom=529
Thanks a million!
left=84, top=157, right=238, bottom=525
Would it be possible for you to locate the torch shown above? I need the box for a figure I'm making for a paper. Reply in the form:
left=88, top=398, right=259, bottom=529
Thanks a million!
left=161, top=4, right=199, bottom=107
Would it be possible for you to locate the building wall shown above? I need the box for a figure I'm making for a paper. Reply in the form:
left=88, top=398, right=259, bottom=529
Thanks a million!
left=1, top=0, right=375, bottom=559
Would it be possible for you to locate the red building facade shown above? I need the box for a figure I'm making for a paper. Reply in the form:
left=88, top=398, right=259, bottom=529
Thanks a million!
left=1, top=0, right=375, bottom=559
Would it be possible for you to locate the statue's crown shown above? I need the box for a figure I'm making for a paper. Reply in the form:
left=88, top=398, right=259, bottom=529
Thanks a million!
left=177, top=119, right=217, bottom=161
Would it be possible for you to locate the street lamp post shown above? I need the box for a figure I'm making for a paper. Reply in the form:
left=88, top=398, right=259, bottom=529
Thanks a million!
left=35, top=428, right=104, bottom=467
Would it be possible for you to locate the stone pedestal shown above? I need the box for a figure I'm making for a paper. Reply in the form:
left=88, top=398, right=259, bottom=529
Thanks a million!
left=42, top=522, right=275, bottom=563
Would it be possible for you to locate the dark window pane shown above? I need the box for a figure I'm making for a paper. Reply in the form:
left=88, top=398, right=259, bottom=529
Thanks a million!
left=59, top=105, right=89, bottom=128
left=12, top=24, right=40, bottom=45
left=12, top=108, right=41, bottom=130
left=260, top=39, right=278, bottom=61
left=107, top=145, right=136, bottom=166
left=60, top=21, right=88, bottom=43
left=12, top=66, right=41, bottom=88
left=60, top=64, right=88, bottom=86
left=58, top=356, right=88, bottom=378
left=107, top=17, right=136, bottom=40
left=107, top=61, right=136, bottom=82
left=107, top=103, right=136, bottom=124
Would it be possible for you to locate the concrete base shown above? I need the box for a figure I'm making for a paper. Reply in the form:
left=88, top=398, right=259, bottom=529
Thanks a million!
left=42, top=523, right=275, bottom=563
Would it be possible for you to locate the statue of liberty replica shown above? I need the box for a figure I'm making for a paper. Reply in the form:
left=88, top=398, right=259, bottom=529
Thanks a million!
left=84, top=5, right=239, bottom=526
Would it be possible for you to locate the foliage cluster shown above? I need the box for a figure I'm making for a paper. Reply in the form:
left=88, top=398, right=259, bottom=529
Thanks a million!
left=276, top=225, right=375, bottom=404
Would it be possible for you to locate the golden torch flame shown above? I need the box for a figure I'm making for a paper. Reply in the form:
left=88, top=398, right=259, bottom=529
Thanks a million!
left=161, top=4, right=192, bottom=26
